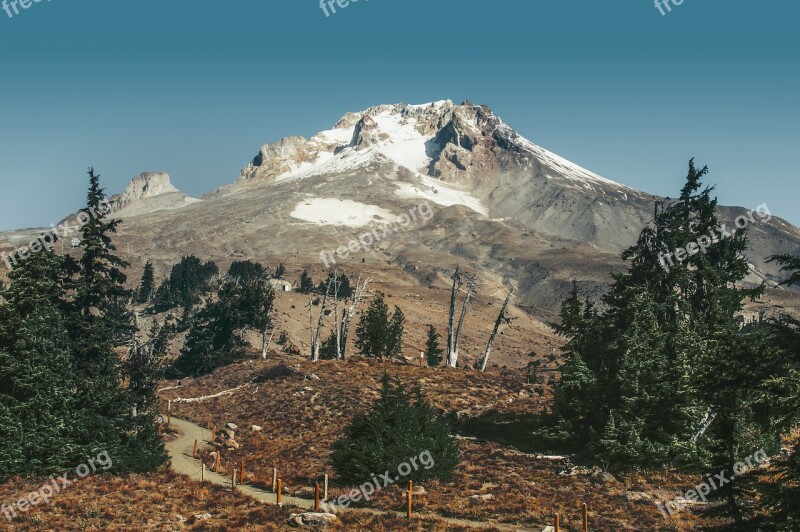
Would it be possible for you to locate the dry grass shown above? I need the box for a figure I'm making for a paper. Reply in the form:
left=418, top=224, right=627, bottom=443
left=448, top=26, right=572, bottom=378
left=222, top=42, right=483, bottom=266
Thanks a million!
left=0, top=470, right=487, bottom=531
left=161, top=354, right=727, bottom=530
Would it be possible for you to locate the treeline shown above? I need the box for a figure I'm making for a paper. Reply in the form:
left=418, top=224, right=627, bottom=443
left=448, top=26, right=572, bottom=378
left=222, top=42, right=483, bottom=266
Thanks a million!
left=546, top=160, right=799, bottom=527
left=0, top=169, right=164, bottom=481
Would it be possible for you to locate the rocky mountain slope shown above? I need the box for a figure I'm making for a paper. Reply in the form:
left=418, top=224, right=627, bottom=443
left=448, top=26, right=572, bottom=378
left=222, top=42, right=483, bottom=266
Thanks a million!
left=2, top=101, right=799, bottom=329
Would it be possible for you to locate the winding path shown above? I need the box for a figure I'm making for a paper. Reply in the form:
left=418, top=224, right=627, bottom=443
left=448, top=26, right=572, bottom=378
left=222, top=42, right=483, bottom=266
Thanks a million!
left=164, top=417, right=541, bottom=531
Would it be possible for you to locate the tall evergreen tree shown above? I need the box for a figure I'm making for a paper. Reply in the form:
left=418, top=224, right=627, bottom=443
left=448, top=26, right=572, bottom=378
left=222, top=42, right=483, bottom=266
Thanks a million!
left=69, top=168, right=164, bottom=472
left=425, top=325, right=443, bottom=367
left=0, top=247, right=80, bottom=480
left=355, top=292, right=404, bottom=359
left=548, top=160, right=766, bottom=518
left=137, top=260, right=155, bottom=304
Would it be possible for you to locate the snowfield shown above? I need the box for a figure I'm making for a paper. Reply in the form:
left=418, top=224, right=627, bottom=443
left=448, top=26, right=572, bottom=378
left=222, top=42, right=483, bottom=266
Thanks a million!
left=289, top=198, right=398, bottom=226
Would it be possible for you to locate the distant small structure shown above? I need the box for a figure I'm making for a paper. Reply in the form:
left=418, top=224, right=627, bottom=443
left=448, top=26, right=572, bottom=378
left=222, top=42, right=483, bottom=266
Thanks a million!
left=269, top=279, right=293, bottom=292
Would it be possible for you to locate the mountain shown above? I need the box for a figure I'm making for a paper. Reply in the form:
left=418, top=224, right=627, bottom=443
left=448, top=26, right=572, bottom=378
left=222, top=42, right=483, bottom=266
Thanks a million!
left=108, top=172, right=200, bottom=216
left=2, top=101, right=799, bottom=326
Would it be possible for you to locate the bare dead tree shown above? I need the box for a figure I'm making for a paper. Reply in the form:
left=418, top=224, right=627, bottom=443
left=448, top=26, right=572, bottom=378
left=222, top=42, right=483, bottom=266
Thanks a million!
left=479, top=288, right=514, bottom=372
left=261, top=305, right=274, bottom=360
left=332, top=270, right=341, bottom=359
left=446, top=266, right=462, bottom=367
left=449, top=274, right=477, bottom=368
left=339, top=274, right=370, bottom=360
left=310, top=275, right=334, bottom=362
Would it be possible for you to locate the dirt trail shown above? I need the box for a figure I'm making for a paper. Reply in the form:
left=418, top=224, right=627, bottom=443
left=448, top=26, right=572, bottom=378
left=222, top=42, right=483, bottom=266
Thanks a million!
left=165, top=416, right=542, bottom=531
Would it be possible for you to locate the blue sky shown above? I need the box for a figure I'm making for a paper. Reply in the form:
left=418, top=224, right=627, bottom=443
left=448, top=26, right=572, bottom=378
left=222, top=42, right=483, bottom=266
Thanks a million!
left=0, top=0, right=797, bottom=230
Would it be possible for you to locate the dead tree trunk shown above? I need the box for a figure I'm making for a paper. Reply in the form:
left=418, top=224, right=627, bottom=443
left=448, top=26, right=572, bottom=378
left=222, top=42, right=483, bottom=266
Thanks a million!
left=450, top=275, right=476, bottom=368
left=333, top=270, right=341, bottom=359
left=310, top=278, right=334, bottom=362
left=446, top=267, right=462, bottom=367
left=261, top=306, right=274, bottom=360
left=339, top=275, right=370, bottom=360
left=479, top=288, right=514, bottom=372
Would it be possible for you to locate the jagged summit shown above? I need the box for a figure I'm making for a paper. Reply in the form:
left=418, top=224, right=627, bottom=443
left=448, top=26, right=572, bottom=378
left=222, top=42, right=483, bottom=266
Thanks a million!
left=237, top=100, right=626, bottom=192
left=109, top=172, right=200, bottom=217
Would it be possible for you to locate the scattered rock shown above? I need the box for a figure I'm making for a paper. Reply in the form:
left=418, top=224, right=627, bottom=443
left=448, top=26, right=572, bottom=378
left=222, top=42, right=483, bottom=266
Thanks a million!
left=250, top=425, right=263, bottom=432
left=624, top=491, right=652, bottom=503
left=193, top=513, right=212, bottom=521
left=469, top=493, right=495, bottom=501
left=287, top=513, right=338, bottom=527
left=175, top=514, right=186, bottom=523
left=591, top=468, right=618, bottom=486
left=224, top=440, right=240, bottom=450
left=305, top=373, right=320, bottom=381
left=412, top=485, right=427, bottom=495
left=225, top=422, right=238, bottom=431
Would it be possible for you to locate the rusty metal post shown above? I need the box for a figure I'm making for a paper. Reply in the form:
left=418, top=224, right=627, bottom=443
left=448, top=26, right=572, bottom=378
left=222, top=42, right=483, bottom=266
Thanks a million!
left=583, top=503, right=588, bottom=531
left=277, top=479, right=282, bottom=504
left=192, top=439, right=198, bottom=458
left=555, top=513, right=560, bottom=532
left=315, top=483, right=320, bottom=512
left=407, top=481, right=413, bottom=520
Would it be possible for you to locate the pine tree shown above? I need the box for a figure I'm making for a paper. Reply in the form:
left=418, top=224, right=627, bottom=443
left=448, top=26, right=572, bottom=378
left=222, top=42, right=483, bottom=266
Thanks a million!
left=68, top=168, right=164, bottom=473
left=355, top=292, right=405, bottom=359
left=273, top=263, right=286, bottom=280
left=547, top=160, right=766, bottom=509
left=137, top=260, right=155, bottom=304
left=330, top=374, right=459, bottom=484
left=0, top=247, right=80, bottom=480
left=425, top=325, right=443, bottom=367
left=298, top=269, right=314, bottom=294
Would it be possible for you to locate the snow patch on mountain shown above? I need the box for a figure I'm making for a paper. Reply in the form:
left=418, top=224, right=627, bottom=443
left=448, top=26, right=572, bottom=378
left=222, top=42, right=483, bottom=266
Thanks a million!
left=289, top=198, right=397, bottom=226
left=394, top=175, right=489, bottom=216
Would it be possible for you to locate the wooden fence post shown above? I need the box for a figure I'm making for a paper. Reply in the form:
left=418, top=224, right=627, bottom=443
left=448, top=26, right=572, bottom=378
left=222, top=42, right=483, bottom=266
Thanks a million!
left=555, top=513, right=560, bottom=532
left=583, top=503, right=588, bottom=531
left=232, top=469, right=237, bottom=490
left=277, top=479, right=282, bottom=504
left=407, top=481, right=413, bottom=520
left=214, top=452, right=221, bottom=473
left=192, top=439, right=198, bottom=458
left=315, top=483, right=320, bottom=512
left=324, top=474, right=328, bottom=500
left=272, top=468, right=278, bottom=492
left=201, top=463, right=205, bottom=483
left=240, top=460, right=245, bottom=484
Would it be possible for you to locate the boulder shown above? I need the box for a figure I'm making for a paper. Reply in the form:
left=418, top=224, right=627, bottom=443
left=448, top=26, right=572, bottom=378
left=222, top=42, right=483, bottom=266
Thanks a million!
left=224, top=440, right=240, bottom=450
left=193, top=513, right=212, bottom=521
left=250, top=425, right=263, bottom=433
left=624, top=491, right=652, bottom=503
left=225, top=422, right=238, bottom=431
left=468, top=493, right=495, bottom=501
left=287, top=513, right=338, bottom=527
left=590, top=468, right=618, bottom=486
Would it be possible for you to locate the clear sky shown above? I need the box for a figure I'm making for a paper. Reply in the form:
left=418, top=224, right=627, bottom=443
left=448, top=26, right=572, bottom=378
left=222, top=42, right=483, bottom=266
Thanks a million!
left=0, top=0, right=797, bottom=230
